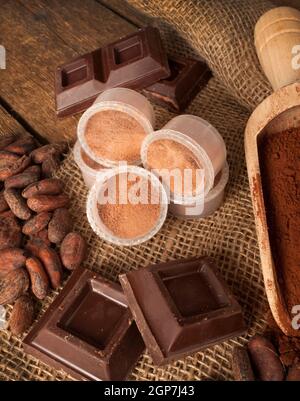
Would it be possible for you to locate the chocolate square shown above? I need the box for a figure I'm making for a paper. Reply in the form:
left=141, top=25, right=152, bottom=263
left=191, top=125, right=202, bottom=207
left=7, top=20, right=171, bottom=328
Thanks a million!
left=143, top=56, right=212, bottom=112
left=23, top=268, right=144, bottom=381
left=119, top=258, right=245, bottom=365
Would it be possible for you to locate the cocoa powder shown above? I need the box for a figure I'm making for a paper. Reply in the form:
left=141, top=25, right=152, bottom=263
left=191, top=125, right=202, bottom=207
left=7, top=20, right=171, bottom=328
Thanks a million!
left=97, top=173, right=161, bottom=239
left=146, top=139, right=202, bottom=195
left=259, top=127, right=300, bottom=316
left=81, top=148, right=103, bottom=171
left=84, top=110, right=146, bottom=163
left=265, top=313, right=300, bottom=368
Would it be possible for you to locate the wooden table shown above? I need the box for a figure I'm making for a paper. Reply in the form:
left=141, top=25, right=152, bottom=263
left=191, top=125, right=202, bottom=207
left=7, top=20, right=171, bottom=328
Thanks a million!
left=0, top=0, right=298, bottom=146
left=0, top=0, right=137, bottom=144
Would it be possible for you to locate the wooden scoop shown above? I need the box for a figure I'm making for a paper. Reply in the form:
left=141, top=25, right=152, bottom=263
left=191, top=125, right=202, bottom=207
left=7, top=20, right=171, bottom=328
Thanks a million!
left=245, top=6, right=300, bottom=337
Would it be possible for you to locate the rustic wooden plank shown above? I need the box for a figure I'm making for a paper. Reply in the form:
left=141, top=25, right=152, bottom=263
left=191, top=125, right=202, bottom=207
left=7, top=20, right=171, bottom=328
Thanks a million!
left=0, top=105, right=29, bottom=138
left=0, top=0, right=135, bottom=143
left=99, top=0, right=150, bottom=27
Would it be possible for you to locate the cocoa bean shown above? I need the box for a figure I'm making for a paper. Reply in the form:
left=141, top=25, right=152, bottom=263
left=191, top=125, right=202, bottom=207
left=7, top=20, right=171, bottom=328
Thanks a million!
left=22, top=212, right=51, bottom=236
left=60, top=232, right=87, bottom=270
left=42, top=153, right=60, bottom=178
left=31, top=145, right=57, bottom=164
left=0, top=135, right=17, bottom=151
left=0, top=269, right=29, bottom=305
left=4, top=135, right=36, bottom=155
left=30, top=229, right=51, bottom=246
left=4, top=188, right=31, bottom=220
left=48, top=208, right=72, bottom=244
left=4, top=165, right=41, bottom=189
left=25, top=257, right=49, bottom=300
left=27, top=194, right=69, bottom=213
left=0, top=151, right=19, bottom=168
left=26, top=239, right=62, bottom=289
left=0, top=155, right=31, bottom=181
left=9, top=295, right=35, bottom=335
left=286, top=362, right=300, bottom=381
left=0, top=191, right=9, bottom=212
left=232, top=346, right=255, bottom=381
left=30, top=143, right=66, bottom=164
left=22, top=178, right=64, bottom=198
left=248, top=335, right=285, bottom=381
left=0, top=210, right=15, bottom=219
left=0, top=248, right=26, bottom=277
left=0, top=215, right=22, bottom=250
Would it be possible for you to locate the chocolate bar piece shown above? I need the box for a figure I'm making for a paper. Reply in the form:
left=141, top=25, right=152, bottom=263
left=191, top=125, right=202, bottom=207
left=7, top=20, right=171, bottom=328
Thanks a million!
left=23, top=268, right=144, bottom=381
left=55, top=26, right=170, bottom=117
left=119, top=258, right=245, bottom=365
left=143, top=57, right=211, bottom=112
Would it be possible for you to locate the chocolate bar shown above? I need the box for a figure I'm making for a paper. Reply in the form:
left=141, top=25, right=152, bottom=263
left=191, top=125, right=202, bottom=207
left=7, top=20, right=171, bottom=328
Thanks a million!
left=143, top=57, right=211, bottom=112
left=23, top=268, right=144, bottom=381
left=55, top=26, right=170, bottom=117
left=119, top=257, right=245, bottom=365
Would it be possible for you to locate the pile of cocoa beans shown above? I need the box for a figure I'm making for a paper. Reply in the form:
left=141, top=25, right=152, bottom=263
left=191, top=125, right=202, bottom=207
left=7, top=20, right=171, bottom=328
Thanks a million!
left=0, top=133, right=86, bottom=336
left=232, top=334, right=300, bottom=381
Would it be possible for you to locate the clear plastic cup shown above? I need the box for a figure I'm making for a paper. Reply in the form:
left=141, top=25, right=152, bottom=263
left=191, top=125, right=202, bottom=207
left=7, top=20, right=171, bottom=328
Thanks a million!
left=87, top=165, right=168, bottom=247
left=73, top=140, right=108, bottom=189
left=169, top=162, right=229, bottom=219
left=77, top=88, right=155, bottom=168
left=141, top=114, right=227, bottom=201
left=95, top=88, right=155, bottom=124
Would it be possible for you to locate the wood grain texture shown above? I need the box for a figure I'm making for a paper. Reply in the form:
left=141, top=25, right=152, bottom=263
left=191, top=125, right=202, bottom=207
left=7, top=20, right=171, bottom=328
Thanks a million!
left=0, top=105, right=29, bottom=138
left=0, top=0, right=135, bottom=143
left=99, top=0, right=151, bottom=26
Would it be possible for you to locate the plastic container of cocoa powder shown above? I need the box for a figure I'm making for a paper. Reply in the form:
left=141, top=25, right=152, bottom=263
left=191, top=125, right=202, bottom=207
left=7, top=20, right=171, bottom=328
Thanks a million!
left=87, top=165, right=168, bottom=246
left=77, top=88, right=155, bottom=168
left=73, top=140, right=108, bottom=189
left=168, top=162, right=229, bottom=219
left=141, top=115, right=227, bottom=201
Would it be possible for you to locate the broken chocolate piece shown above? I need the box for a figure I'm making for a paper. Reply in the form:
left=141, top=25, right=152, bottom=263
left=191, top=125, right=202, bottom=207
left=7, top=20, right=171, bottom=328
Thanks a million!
left=144, top=56, right=211, bottom=112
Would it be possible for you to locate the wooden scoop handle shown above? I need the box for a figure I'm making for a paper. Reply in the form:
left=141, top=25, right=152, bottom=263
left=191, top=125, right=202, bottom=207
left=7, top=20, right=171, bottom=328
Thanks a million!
left=255, top=7, right=300, bottom=91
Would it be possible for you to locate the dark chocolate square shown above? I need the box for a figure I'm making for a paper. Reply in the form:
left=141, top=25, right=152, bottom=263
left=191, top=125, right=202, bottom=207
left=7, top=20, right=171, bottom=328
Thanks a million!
left=58, top=281, right=126, bottom=350
left=143, top=56, right=212, bottom=112
left=159, top=263, right=229, bottom=317
left=60, top=59, right=89, bottom=88
left=120, top=258, right=245, bottom=365
left=113, top=36, right=143, bottom=65
left=23, top=268, right=144, bottom=381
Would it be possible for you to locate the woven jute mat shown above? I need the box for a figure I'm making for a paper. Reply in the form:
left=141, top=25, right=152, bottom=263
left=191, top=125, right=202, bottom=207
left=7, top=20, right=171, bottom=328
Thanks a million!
left=128, top=0, right=274, bottom=110
left=0, top=0, right=277, bottom=381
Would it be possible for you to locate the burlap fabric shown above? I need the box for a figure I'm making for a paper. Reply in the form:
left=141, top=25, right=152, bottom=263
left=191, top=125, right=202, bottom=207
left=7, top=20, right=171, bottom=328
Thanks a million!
left=128, top=0, right=275, bottom=110
left=0, top=0, right=278, bottom=381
